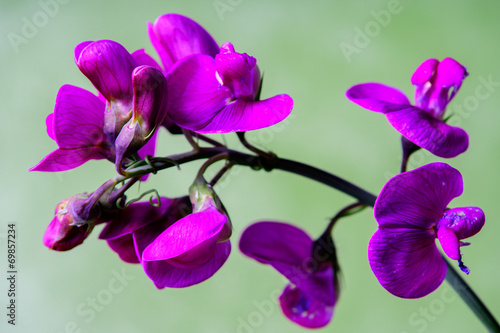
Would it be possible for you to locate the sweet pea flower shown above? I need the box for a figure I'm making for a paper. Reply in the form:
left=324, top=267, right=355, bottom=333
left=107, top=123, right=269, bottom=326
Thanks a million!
left=368, top=162, right=485, bottom=298
left=167, top=42, right=293, bottom=133
left=100, top=180, right=231, bottom=288
left=240, top=221, right=337, bottom=328
left=346, top=58, right=469, bottom=158
left=75, top=40, right=168, bottom=170
left=142, top=178, right=231, bottom=288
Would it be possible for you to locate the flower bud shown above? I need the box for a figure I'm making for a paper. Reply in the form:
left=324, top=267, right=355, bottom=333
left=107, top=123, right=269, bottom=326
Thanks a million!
left=43, top=195, right=95, bottom=251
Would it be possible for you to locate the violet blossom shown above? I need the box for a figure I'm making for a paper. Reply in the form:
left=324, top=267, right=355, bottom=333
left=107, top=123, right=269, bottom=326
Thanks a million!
left=239, top=221, right=337, bottom=328
left=346, top=58, right=469, bottom=158
left=31, top=40, right=165, bottom=174
left=167, top=42, right=293, bottom=133
left=100, top=180, right=231, bottom=288
left=368, top=162, right=485, bottom=298
left=75, top=40, right=168, bottom=172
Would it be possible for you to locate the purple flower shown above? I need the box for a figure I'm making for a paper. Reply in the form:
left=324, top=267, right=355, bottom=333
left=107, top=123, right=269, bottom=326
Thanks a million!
left=75, top=40, right=168, bottom=170
left=346, top=58, right=469, bottom=158
left=239, top=222, right=337, bottom=328
left=167, top=42, right=293, bottom=133
left=32, top=40, right=165, bottom=174
left=43, top=194, right=95, bottom=251
left=100, top=195, right=231, bottom=288
left=368, top=162, right=485, bottom=298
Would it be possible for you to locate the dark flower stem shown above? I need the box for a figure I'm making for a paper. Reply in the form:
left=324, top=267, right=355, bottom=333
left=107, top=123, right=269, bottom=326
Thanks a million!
left=445, top=259, right=500, bottom=332
left=115, top=147, right=499, bottom=330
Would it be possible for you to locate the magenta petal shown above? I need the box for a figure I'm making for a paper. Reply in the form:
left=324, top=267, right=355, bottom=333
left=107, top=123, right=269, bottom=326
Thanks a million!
left=279, top=284, right=334, bottom=329
left=30, top=147, right=105, bottom=172
left=215, top=42, right=260, bottom=99
left=437, top=227, right=460, bottom=260
left=411, top=58, right=439, bottom=85
left=346, top=83, right=411, bottom=113
left=132, top=65, right=169, bottom=135
left=46, top=113, right=55, bottom=141
left=76, top=40, right=137, bottom=104
left=143, top=240, right=231, bottom=288
left=438, top=207, right=485, bottom=240
left=200, top=96, right=293, bottom=134
left=131, top=49, right=163, bottom=71
left=107, top=235, right=140, bottom=264
left=99, top=198, right=173, bottom=240
left=375, top=162, right=463, bottom=229
left=148, top=13, right=219, bottom=70
left=385, top=106, right=469, bottom=158
left=143, top=207, right=226, bottom=261
left=53, top=85, right=106, bottom=148
left=368, top=228, right=447, bottom=298
left=239, top=221, right=312, bottom=267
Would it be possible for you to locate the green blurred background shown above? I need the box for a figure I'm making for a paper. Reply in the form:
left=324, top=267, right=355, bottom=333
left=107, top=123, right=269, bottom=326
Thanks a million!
left=1, top=0, right=499, bottom=332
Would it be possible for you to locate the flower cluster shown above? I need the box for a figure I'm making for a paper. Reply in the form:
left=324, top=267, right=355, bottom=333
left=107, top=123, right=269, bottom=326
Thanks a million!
left=32, top=13, right=489, bottom=331
left=32, top=13, right=292, bottom=290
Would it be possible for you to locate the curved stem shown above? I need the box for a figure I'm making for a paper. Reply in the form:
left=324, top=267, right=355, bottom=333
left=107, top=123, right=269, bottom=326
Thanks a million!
left=103, top=146, right=499, bottom=331
left=445, top=259, right=500, bottom=332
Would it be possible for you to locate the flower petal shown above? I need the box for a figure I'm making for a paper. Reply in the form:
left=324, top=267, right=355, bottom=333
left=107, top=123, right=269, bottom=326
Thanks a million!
left=199, top=96, right=293, bottom=133
left=411, top=58, right=439, bottom=85
left=131, top=49, right=163, bottom=71
left=368, top=228, right=446, bottom=298
left=375, top=162, right=463, bottom=229
left=168, top=54, right=293, bottom=133
left=385, top=106, right=469, bottom=158
left=142, top=207, right=226, bottom=261
left=99, top=197, right=174, bottom=240
left=30, top=147, right=106, bottom=172
left=106, top=234, right=140, bottom=264
left=279, top=284, right=334, bottom=329
left=346, top=83, right=411, bottom=113
left=239, top=221, right=312, bottom=268
left=76, top=40, right=137, bottom=104
left=143, top=240, right=231, bottom=288
left=46, top=113, right=55, bottom=141
left=148, top=13, right=219, bottom=71
left=438, top=207, right=485, bottom=240
left=53, top=85, right=107, bottom=149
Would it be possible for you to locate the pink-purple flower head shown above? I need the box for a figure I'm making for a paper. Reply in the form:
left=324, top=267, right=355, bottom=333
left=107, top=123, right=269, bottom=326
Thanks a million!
left=167, top=42, right=293, bottom=133
left=368, top=162, right=485, bottom=299
left=100, top=188, right=231, bottom=288
left=346, top=58, right=469, bottom=158
left=240, top=222, right=337, bottom=328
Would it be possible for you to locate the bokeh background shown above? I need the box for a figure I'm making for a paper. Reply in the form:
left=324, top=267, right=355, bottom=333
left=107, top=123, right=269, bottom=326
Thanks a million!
left=1, top=0, right=499, bottom=332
